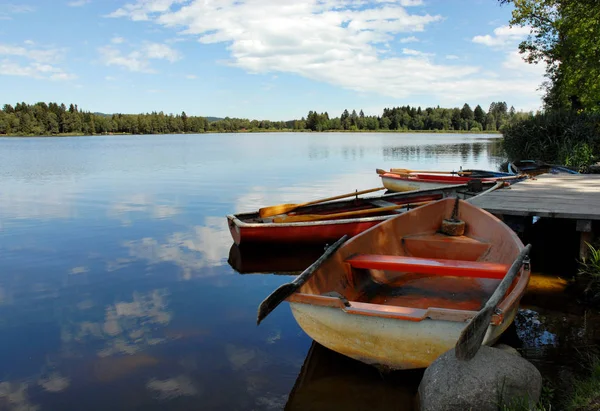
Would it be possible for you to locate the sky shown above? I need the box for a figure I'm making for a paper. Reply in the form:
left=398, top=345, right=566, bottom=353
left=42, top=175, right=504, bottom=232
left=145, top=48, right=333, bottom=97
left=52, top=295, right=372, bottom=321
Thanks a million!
left=0, top=0, right=546, bottom=120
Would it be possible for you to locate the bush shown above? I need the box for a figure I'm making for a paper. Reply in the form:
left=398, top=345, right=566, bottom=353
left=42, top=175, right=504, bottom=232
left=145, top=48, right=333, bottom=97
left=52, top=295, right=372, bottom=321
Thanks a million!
left=576, top=242, right=600, bottom=304
left=502, top=111, right=600, bottom=170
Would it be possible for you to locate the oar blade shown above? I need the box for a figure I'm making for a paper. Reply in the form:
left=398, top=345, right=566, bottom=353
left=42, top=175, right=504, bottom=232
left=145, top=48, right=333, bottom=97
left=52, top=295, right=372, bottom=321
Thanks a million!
left=259, top=204, right=296, bottom=218
left=454, top=305, right=494, bottom=361
left=257, top=282, right=298, bottom=325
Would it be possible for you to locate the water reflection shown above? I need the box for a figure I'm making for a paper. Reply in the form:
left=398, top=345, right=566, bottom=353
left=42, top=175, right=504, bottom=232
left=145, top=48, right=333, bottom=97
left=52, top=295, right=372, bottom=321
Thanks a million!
left=121, top=217, right=231, bottom=280
left=228, top=244, right=324, bottom=275
left=0, top=181, right=79, bottom=221
left=286, top=342, right=420, bottom=411
left=381, top=140, right=502, bottom=170
left=0, top=133, right=509, bottom=410
left=61, top=289, right=172, bottom=357
left=109, top=194, right=180, bottom=226
left=0, top=381, right=39, bottom=411
left=147, top=375, right=200, bottom=400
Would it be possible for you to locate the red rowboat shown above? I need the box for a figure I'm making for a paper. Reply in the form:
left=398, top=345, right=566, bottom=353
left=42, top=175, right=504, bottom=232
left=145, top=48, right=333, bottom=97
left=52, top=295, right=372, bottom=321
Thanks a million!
left=227, top=183, right=497, bottom=245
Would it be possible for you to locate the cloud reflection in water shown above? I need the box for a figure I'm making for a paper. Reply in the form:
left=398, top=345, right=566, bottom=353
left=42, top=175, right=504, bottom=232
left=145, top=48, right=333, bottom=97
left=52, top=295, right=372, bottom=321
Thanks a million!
left=121, top=217, right=231, bottom=280
left=61, top=289, right=172, bottom=357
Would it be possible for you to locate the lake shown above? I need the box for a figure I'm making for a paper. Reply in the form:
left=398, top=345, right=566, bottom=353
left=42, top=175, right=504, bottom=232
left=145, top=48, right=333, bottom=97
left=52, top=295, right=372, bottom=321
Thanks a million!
left=0, top=132, right=517, bottom=410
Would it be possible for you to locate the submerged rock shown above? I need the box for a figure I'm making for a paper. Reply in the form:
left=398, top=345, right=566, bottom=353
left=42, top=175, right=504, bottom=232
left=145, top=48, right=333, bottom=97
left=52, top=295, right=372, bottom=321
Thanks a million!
left=418, top=346, right=542, bottom=411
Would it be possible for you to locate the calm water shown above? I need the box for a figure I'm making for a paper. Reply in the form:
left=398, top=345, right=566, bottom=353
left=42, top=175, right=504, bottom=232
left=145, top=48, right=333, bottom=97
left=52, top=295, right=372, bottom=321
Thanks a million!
left=0, top=132, right=571, bottom=410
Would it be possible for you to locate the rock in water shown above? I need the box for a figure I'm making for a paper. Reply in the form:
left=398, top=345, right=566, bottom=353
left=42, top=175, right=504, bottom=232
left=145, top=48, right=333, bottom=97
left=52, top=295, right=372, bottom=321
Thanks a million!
left=418, top=346, right=541, bottom=411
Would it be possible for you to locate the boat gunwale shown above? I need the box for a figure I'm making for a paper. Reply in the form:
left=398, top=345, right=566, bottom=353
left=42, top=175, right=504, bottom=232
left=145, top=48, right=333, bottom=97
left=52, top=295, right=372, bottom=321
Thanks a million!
left=227, top=184, right=471, bottom=229
left=380, top=172, right=498, bottom=184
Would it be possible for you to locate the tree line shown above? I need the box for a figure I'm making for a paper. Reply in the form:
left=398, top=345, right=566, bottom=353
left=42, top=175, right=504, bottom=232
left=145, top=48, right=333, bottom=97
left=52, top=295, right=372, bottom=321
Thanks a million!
left=0, top=101, right=517, bottom=136
left=301, top=102, right=514, bottom=132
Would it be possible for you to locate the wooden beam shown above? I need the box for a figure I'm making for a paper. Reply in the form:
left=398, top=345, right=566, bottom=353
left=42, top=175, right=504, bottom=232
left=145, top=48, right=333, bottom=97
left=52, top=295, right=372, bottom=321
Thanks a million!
left=576, top=219, right=592, bottom=232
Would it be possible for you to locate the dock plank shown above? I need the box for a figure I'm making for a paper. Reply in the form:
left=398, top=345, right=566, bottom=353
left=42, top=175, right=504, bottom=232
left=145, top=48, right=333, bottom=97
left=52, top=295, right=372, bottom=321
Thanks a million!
left=470, top=174, right=600, bottom=220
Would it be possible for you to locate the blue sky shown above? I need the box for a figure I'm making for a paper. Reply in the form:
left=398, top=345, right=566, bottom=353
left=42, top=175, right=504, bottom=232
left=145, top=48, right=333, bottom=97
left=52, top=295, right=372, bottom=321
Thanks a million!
left=0, top=0, right=545, bottom=120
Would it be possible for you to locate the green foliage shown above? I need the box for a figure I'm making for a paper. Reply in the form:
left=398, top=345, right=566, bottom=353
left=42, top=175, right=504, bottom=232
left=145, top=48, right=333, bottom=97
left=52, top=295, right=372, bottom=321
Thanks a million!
left=502, top=110, right=600, bottom=168
left=497, top=380, right=554, bottom=411
left=577, top=242, right=600, bottom=304
left=564, top=353, right=600, bottom=410
left=500, top=0, right=600, bottom=113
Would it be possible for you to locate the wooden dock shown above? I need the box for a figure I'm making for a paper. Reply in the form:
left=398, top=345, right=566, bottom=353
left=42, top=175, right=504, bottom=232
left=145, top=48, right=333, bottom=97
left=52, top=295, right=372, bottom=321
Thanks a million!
left=470, top=173, right=600, bottom=258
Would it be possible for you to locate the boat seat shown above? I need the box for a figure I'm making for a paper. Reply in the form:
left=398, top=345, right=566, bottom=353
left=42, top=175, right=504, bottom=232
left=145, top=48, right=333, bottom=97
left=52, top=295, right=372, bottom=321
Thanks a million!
left=345, top=254, right=510, bottom=279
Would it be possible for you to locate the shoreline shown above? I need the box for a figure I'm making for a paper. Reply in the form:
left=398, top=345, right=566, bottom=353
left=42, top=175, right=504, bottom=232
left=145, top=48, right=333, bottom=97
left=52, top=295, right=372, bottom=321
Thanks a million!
left=0, top=129, right=502, bottom=138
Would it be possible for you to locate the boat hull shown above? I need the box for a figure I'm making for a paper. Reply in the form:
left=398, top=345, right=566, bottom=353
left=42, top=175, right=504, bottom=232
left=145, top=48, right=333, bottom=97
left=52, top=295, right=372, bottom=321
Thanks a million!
left=227, top=215, right=386, bottom=245
left=227, top=186, right=477, bottom=245
left=380, top=176, right=456, bottom=192
left=289, top=301, right=519, bottom=370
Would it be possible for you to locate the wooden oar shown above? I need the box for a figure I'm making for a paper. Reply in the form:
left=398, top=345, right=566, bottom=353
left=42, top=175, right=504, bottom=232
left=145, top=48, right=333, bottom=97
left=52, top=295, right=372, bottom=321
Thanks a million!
left=465, top=181, right=505, bottom=203
left=256, top=235, right=348, bottom=325
left=272, top=201, right=432, bottom=223
left=258, top=187, right=386, bottom=218
left=454, top=243, right=532, bottom=361
left=390, top=168, right=473, bottom=175
left=376, top=168, right=471, bottom=176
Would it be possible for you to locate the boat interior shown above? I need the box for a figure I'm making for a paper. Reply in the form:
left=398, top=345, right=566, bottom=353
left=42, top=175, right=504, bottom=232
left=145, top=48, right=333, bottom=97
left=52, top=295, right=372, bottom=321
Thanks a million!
left=291, top=199, right=526, bottom=322
left=240, top=183, right=495, bottom=224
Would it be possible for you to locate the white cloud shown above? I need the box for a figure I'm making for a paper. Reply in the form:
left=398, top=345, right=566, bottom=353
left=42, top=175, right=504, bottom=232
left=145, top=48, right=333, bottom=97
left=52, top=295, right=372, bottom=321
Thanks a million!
left=185, top=74, right=197, bottom=79
left=445, top=54, right=459, bottom=60
left=0, top=42, right=75, bottom=80
left=503, top=50, right=545, bottom=77
left=107, top=0, right=186, bottom=21
left=105, top=75, right=116, bottom=81
left=0, top=3, right=35, bottom=19
left=24, top=39, right=35, bottom=45
left=0, top=60, right=76, bottom=80
left=0, top=44, right=64, bottom=63
left=0, top=3, right=34, bottom=19
left=143, top=42, right=181, bottom=62
left=111, top=36, right=125, bottom=44
left=99, top=46, right=152, bottom=73
left=402, top=47, right=433, bottom=57
left=68, top=0, right=91, bottom=6
left=107, top=1, right=544, bottom=106
left=472, top=25, right=531, bottom=48
left=98, top=42, right=181, bottom=73
left=50, top=72, right=78, bottom=81
left=399, top=36, right=419, bottom=43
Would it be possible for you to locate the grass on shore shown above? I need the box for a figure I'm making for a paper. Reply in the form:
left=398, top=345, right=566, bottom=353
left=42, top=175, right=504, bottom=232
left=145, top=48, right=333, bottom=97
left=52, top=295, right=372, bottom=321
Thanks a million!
left=565, top=354, right=600, bottom=411
left=500, top=354, right=600, bottom=411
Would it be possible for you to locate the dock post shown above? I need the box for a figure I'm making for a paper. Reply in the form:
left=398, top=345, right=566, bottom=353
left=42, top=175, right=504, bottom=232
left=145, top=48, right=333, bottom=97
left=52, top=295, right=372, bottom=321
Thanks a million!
left=576, top=219, right=593, bottom=260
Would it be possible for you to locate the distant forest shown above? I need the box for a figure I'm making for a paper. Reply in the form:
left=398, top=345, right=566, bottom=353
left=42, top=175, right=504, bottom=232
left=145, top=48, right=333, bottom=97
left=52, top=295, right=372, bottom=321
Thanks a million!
left=0, top=101, right=520, bottom=136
